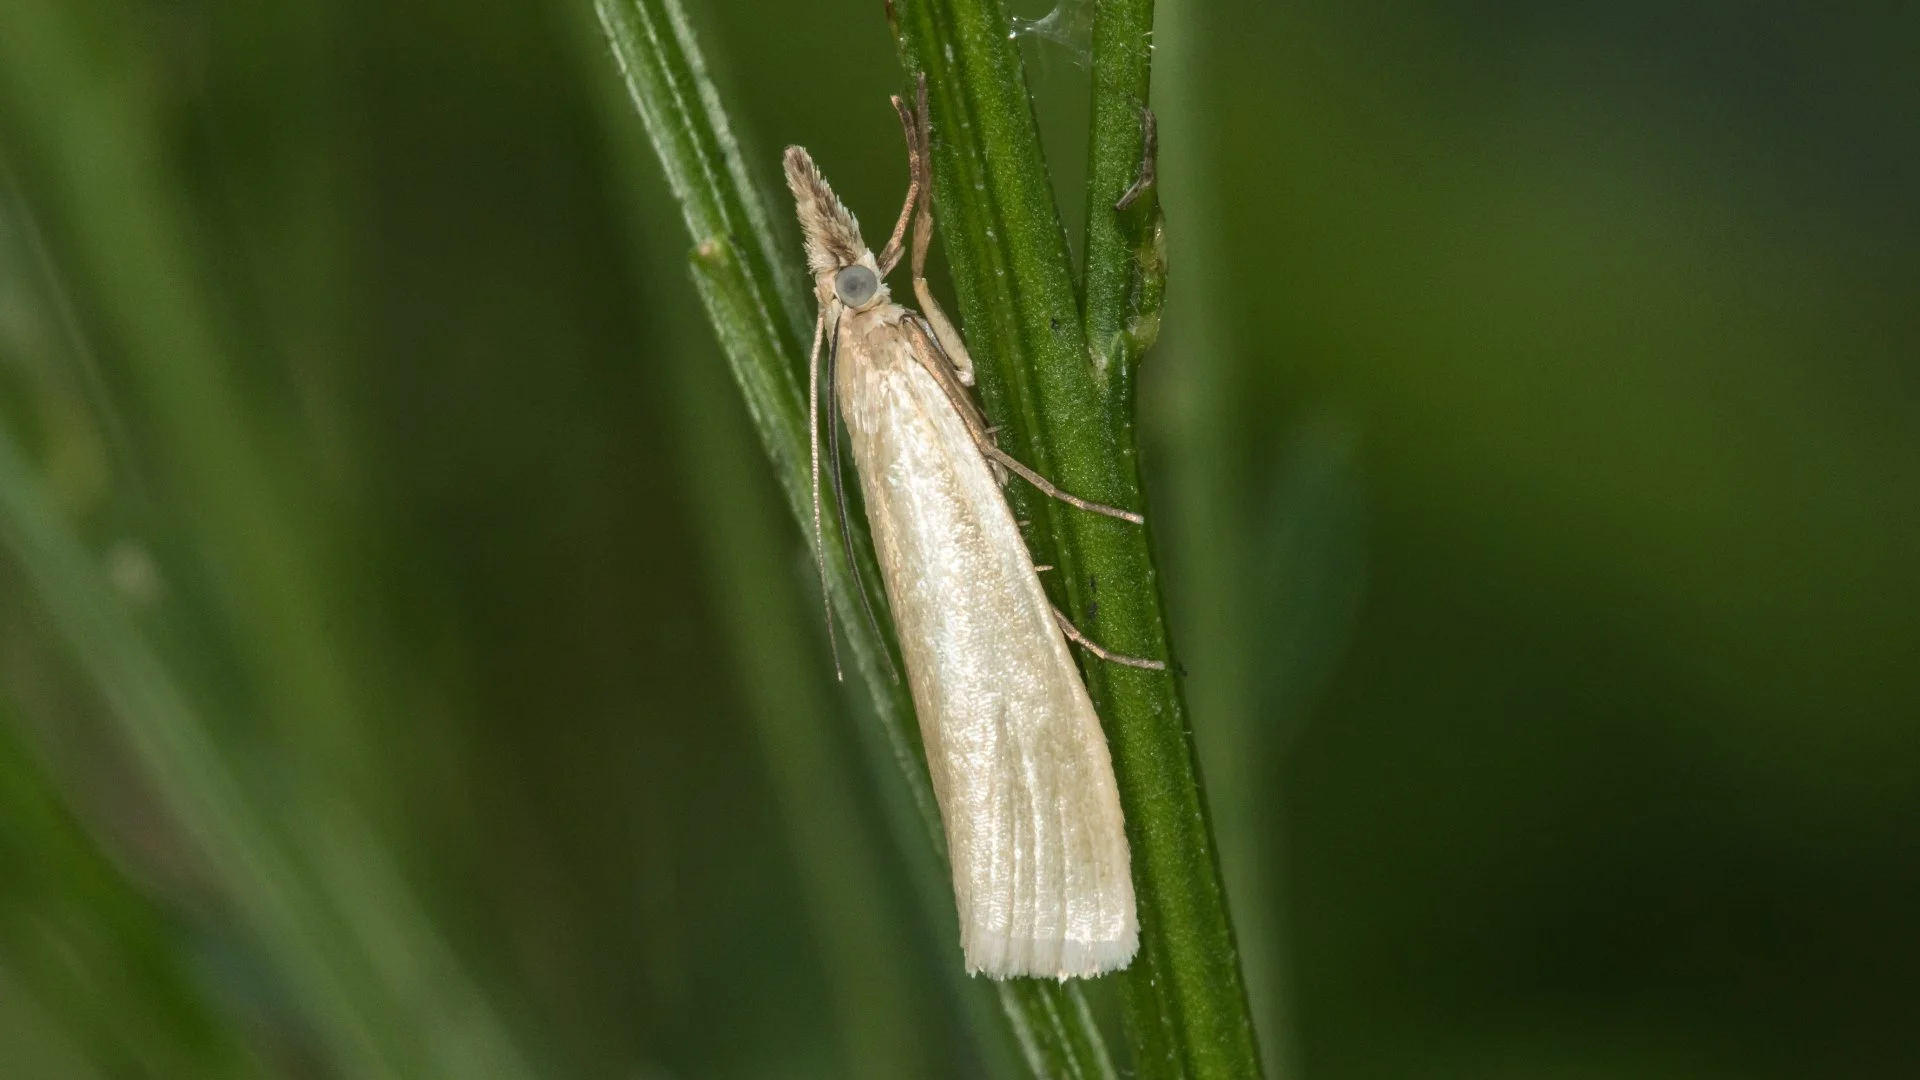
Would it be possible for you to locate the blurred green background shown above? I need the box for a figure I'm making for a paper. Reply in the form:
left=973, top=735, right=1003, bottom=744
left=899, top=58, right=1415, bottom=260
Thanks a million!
left=1, top=0, right=1915, bottom=1077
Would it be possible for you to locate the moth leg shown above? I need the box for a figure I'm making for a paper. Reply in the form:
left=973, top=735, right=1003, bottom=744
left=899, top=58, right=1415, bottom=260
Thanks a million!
left=895, top=78, right=978, bottom=386
left=1052, top=605, right=1166, bottom=671
left=980, top=442, right=1144, bottom=525
left=878, top=77, right=1141, bottom=526
left=902, top=319, right=1145, bottom=525
left=913, top=297, right=974, bottom=387
left=875, top=88, right=922, bottom=277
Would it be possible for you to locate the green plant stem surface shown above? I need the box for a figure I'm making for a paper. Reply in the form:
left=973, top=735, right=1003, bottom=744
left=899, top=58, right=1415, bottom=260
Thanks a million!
left=888, top=0, right=1264, bottom=1076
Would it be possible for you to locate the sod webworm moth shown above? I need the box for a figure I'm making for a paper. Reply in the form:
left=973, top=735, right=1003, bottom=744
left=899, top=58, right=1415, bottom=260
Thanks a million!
left=784, top=77, right=1161, bottom=979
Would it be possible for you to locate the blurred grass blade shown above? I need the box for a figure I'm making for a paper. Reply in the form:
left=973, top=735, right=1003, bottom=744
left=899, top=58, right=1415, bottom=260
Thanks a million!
left=592, top=0, right=1123, bottom=1074
left=1147, top=0, right=1343, bottom=1071
left=669, top=255, right=933, bottom=1079
left=1145, top=0, right=1267, bottom=1067
left=996, top=980, right=1119, bottom=1080
left=0, top=4, right=544, bottom=1077
left=1234, top=412, right=1365, bottom=1072
left=889, top=0, right=1263, bottom=1075
left=0, top=419, right=359, bottom=1071
left=0, top=419, right=539, bottom=1080
left=0, top=709, right=265, bottom=1080
left=1254, top=413, right=1367, bottom=758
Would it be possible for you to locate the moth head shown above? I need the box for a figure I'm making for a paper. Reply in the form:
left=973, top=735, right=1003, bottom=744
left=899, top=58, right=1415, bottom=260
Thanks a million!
left=784, top=146, right=890, bottom=310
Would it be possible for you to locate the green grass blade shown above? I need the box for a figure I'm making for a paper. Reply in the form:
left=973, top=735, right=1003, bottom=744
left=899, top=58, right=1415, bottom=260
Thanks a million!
left=888, top=1, right=1264, bottom=1075
left=0, top=709, right=265, bottom=1080
left=0, top=4, right=546, bottom=1076
left=0, top=418, right=372, bottom=1075
left=1081, top=0, right=1163, bottom=376
left=0, top=419, right=540, bottom=1080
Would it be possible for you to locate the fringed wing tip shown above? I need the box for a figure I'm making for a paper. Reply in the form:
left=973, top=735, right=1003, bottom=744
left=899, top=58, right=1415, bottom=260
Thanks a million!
left=962, top=923, right=1140, bottom=981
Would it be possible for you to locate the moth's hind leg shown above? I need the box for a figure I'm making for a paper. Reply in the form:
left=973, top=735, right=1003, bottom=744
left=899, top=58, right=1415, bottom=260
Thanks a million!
left=984, top=444, right=1145, bottom=525
left=914, top=302, right=974, bottom=387
left=901, top=318, right=1145, bottom=526
left=1052, top=606, right=1166, bottom=671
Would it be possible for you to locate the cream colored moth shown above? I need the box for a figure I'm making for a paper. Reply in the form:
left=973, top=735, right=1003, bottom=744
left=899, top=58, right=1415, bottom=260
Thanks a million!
left=784, top=78, right=1161, bottom=980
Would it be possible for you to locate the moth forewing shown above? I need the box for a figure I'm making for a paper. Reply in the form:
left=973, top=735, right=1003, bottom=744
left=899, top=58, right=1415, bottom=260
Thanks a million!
left=783, top=92, right=1143, bottom=978
left=839, top=311, right=1138, bottom=979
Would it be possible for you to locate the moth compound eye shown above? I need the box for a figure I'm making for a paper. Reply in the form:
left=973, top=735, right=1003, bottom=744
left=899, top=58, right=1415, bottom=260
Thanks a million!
left=834, top=265, right=879, bottom=307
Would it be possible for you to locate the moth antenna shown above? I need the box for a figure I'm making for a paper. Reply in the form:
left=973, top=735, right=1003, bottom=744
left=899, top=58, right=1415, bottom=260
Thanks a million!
left=809, top=308, right=843, bottom=680
left=825, top=309, right=897, bottom=682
